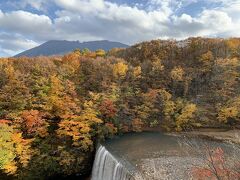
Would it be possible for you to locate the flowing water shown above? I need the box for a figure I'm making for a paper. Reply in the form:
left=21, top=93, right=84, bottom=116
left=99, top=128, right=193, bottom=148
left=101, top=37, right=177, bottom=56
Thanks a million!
left=91, top=145, right=136, bottom=180
left=91, top=132, right=239, bottom=180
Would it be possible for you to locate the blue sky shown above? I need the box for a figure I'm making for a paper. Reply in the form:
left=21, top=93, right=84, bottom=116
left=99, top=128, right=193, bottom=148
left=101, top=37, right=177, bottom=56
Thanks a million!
left=0, top=0, right=240, bottom=57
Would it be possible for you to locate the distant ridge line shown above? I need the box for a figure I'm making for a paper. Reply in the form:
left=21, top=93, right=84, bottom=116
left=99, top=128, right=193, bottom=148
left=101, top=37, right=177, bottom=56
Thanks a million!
left=14, top=40, right=129, bottom=57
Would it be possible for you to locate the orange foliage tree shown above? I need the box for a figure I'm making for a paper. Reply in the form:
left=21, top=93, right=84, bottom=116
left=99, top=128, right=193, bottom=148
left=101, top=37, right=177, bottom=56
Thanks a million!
left=192, top=147, right=240, bottom=180
left=20, top=110, right=48, bottom=138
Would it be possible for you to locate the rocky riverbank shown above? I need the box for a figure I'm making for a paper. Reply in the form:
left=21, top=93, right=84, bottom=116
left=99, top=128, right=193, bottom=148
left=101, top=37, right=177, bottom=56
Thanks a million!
left=139, top=156, right=204, bottom=180
left=137, top=130, right=240, bottom=180
left=175, top=129, right=240, bottom=145
left=143, top=126, right=240, bottom=145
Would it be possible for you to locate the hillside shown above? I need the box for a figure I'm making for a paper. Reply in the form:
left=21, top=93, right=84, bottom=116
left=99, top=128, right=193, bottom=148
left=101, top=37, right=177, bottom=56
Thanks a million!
left=0, top=37, right=239, bottom=179
left=14, top=40, right=129, bottom=57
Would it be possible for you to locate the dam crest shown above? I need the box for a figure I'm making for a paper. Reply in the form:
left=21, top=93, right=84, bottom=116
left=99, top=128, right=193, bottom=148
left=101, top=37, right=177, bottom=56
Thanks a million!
left=91, top=145, right=142, bottom=180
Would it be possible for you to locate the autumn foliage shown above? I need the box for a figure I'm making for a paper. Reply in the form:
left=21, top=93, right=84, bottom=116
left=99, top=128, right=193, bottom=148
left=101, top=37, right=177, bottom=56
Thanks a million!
left=99, top=99, right=117, bottom=118
left=0, top=37, right=240, bottom=178
left=192, top=147, right=240, bottom=180
left=20, top=110, right=48, bottom=137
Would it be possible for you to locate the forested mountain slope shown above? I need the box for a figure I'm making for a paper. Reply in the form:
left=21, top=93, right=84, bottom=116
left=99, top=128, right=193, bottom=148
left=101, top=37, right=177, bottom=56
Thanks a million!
left=15, top=40, right=129, bottom=57
left=0, top=37, right=239, bottom=179
left=116, top=37, right=240, bottom=128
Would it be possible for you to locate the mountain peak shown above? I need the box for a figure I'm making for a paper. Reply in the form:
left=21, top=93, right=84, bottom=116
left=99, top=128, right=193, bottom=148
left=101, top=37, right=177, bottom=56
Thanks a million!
left=15, top=40, right=129, bottom=57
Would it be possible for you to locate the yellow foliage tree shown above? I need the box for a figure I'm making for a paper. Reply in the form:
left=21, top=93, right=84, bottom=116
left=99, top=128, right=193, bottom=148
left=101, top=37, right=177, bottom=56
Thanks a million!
left=45, top=76, right=80, bottom=117
left=113, top=62, right=128, bottom=78
left=226, top=38, right=240, bottom=57
left=0, top=65, right=30, bottom=116
left=57, top=100, right=102, bottom=151
left=170, top=67, right=184, bottom=81
left=175, top=103, right=197, bottom=131
left=218, top=97, right=240, bottom=123
left=61, top=52, right=81, bottom=78
left=133, top=66, right=142, bottom=78
left=152, top=58, right=164, bottom=72
left=199, top=51, right=214, bottom=71
left=0, top=122, right=32, bottom=175
left=95, top=49, right=106, bottom=57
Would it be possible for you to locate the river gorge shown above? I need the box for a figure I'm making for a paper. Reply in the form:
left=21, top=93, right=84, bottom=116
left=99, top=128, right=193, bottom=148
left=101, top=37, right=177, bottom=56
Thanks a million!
left=91, top=132, right=240, bottom=180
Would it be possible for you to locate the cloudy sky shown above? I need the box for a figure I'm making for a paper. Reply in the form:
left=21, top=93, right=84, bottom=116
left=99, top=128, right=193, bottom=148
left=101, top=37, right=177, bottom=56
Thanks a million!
left=0, top=0, right=240, bottom=57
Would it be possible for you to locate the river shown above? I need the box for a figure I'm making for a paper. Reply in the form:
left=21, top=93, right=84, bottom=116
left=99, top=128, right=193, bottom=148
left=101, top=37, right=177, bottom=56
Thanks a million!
left=91, top=132, right=239, bottom=180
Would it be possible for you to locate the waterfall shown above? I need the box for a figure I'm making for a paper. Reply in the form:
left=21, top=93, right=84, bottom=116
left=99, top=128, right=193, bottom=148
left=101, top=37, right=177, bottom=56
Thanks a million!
left=91, top=145, right=137, bottom=180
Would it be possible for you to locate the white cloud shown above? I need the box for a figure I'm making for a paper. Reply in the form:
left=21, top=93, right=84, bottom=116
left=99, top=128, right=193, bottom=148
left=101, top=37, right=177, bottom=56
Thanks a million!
left=198, top=10, right=232, bottom=34
left=5, top=0, right=52, bottom=12
left=22, top=0, right=47, bottom=11
left=0, top=33, right=39, bottom=57
left=0, top=33, right=38, bottom=50
left=1, top=0, right=240, bottom=56
left=55, top=0, right=105, bottom=14
left=0, top=10, right=52, bottom=37
left=52, top=0, right=239, bottom=42
left=52, top=0, right=173, bottom=43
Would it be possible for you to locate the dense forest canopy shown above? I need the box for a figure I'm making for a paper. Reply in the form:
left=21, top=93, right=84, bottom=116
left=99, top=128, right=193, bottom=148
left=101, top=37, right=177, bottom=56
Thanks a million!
left=0, top=37, right=240, bottom=179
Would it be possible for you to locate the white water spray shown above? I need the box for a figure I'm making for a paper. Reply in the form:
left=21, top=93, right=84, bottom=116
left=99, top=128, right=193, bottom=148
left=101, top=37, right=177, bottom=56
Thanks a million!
left=91, top=145, right=136, bottom=180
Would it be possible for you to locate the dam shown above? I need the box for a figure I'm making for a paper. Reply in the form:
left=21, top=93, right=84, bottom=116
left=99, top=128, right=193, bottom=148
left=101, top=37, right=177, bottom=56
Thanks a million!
left=91, top=132, right=239, bottom=180
left=91, top=145, right=139, bottom=180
